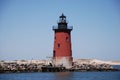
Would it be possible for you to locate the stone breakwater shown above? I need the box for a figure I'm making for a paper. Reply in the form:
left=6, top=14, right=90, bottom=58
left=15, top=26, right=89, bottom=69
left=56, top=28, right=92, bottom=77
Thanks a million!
left=0, top=60, right=46, bottom=73
left=0, top=59, right=119, bottom=73
left=70, top=63, right=114, bottom=71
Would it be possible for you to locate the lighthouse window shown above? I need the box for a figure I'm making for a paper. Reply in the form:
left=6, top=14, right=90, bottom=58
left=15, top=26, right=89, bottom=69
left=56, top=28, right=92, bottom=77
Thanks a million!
left=55, top=36, right=56, bottom=42
left=66, top=37, right=69, bottom=42
left=71, top=50, right=72, bottom=55
left=53, top=50, right=55, bottom=57
left=58, top=43, right=60, bottom=48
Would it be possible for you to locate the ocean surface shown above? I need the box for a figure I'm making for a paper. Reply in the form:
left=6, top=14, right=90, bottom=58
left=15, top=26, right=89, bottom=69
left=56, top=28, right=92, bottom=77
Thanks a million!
left=0, top=65, right=120, bottom=80
left=0, top=71, right=120, bottom=80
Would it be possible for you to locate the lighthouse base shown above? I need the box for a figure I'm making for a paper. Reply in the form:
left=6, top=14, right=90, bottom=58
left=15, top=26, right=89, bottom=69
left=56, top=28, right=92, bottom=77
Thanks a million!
left=53, top=57, right=73, bottom=69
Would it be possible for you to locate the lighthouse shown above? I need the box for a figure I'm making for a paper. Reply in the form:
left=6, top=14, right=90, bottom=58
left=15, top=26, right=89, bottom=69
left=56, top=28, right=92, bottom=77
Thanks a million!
left=53, top=14, right=73, bottom=68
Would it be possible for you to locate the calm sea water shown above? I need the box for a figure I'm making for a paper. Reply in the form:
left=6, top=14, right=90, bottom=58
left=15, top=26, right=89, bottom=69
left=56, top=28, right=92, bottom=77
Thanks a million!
left=0, top=71, right=120, bottom=80
left=0, top=65, right=120, bottom=80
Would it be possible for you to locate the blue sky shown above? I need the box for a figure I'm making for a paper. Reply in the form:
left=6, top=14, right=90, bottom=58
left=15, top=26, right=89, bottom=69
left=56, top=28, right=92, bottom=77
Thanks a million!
left=0, top=0, right=120, bottom=61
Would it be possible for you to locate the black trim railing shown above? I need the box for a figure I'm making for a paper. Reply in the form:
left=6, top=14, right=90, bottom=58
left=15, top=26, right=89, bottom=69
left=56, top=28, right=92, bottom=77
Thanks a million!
left=53, top=26, right=73, bottom=30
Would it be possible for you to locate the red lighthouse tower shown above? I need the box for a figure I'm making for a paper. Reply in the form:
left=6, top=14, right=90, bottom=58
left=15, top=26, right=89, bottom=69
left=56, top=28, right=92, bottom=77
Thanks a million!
left=53, top=14, right=73, bottom=68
